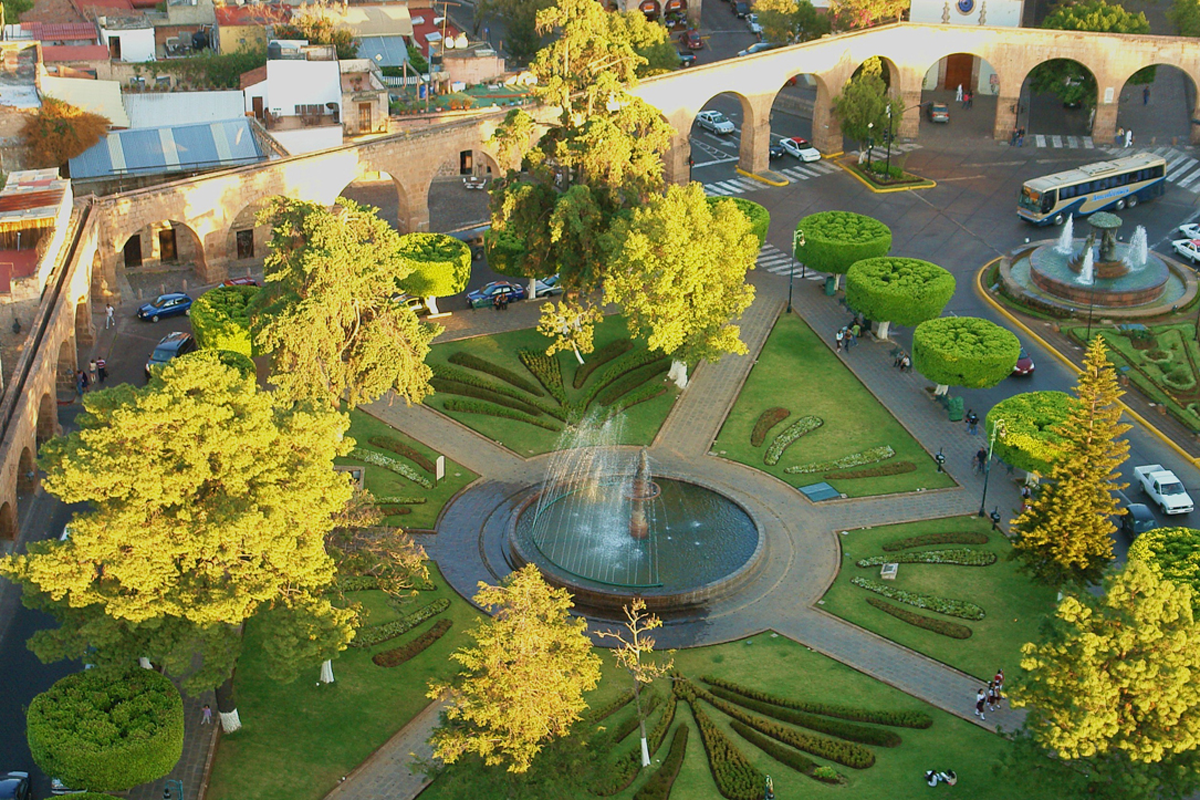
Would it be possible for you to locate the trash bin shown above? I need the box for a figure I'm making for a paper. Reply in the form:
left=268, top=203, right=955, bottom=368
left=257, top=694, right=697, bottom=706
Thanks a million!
left=947, top=396, right=964, bottom=422
left=824, top=276, right=836, bottom=296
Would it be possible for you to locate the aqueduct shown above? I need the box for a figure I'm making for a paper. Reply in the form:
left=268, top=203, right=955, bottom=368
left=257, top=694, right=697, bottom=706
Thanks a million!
left=2, top=21, right=1200, bottom=549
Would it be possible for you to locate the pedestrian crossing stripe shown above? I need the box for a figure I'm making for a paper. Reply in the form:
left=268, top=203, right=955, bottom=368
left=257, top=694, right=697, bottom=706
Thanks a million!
left=756, top=244, right=826, bottom=279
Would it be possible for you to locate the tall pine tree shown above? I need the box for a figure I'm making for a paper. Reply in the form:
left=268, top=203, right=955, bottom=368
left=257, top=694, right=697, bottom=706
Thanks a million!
left=1010, top=337, right=1130, bottom=589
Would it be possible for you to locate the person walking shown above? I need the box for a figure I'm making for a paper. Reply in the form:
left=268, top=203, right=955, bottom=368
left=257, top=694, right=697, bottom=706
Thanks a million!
left=1116, top=127, right=1125, bottom=147
left=96, top=358, right=108, bottom=384
left=1017, top=127, right=1025, bottom=147
left=975, top=446, right=988, bottom=474
left=987, top=681, right=999, bottom=712
left=1125, top=128, right=1134, bottom=148
left=1144, top=85, right=1150, bottom=105
left=88, top=359, right=98, bottom=387
left=974, top=688, right=987, bottom=720
left=201, top=704, right=213, bottom=725
left=955, top=83, right=963, bottom=103
left=966, top=409, right=979, bottom=435
left=105, top=303, right=115, bottom=330
left=76, top=370, right=87, bottom=397
left=835, top=328, right=845, bottom=352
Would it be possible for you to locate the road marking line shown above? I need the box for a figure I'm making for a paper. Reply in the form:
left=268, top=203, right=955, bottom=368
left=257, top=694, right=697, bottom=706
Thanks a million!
left=1083, top=137, right=1094, bottom=148
left=1167, top=158, right=1197, bottom=181
left=1176, top=169, right=1200, bottom=189
left=1067, top=136, right=1079, bottom=148
left=1051, top=136, right=1062, bottom=148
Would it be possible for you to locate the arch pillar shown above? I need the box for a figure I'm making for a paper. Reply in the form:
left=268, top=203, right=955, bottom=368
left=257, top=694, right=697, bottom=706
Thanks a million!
left=687, top=0, right=701, bottom=26
left=74, top=300, right=94, bottom=348
left=402, top=182, right=431, bottom=233
left=738, top=95, right=775, bottom=175
left=993, top=91, right=1019, bottom=141
left=812, top=73, right=844, bottom=154
left=897, top=89, right=923, bottom=140
left=203, top=230, right=232, bottom=284
left=1093, top=101, right=1119, bottom=148
left=664, top=133, right=690, bottom=186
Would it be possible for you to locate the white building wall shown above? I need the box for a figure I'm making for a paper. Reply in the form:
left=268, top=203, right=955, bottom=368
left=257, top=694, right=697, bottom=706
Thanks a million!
left=98, top=26, right=156, bottom=62
left=269, top=126, right=343, bottom=154
left=243, top=80, right=267, bottom=115
left=264, top=59, right=341, bottom=119
left=909, top=0, right=1023, bottom=27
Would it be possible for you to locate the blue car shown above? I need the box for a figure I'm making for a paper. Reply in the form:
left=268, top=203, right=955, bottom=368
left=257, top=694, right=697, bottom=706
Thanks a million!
left=137, top=292, right=192, bottom=322
left=467, top=281, right=527, bottom=309
left=145, top=331, right=197, bottom=378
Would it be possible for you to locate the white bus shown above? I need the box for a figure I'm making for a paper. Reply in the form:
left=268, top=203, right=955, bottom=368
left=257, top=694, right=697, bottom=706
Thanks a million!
left=1017, top=153, right=1166, bottom=226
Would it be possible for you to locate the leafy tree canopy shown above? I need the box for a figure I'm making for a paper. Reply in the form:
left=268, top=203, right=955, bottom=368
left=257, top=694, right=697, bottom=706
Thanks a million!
left=912, top=316, right=1020, bottom=389
left=1032, top=0, right=1152, bottom=107
left=708, top=196, right=770, bottom=247
left=22, top=97, right=109, bottom=169
left=986, top=391, right=1071, bottom=475
left=794, top=211, right=892, bottom=275
left=276, top=6, right=359, bottom=59
left=1170, top=0, right=1200, bottom=37
left=1128, top=527, right=1200, bottom=599
left=844, top=257, right=955, bottom=328
left=755, top=0, right=830, bottom=43
left=833, top=59, right=903, bottom=151
left=827, top=0, right=906, bottom=30
left=190, top=284, right=258, bottom=358
left=396, top=232, right=472, bottom=298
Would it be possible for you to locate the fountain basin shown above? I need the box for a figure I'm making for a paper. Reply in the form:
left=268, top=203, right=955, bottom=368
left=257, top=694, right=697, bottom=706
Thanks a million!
left=1028, top=243, right=1169, bottom=307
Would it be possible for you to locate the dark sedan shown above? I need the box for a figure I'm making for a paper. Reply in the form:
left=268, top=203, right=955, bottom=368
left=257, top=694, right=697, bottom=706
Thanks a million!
left=769, top=142, right=785, bottom=160
left=136, top=292, right=193, bottom=322
left=0, top=772, right=30, bottom=800
left=145, top=331, right=197, bottom=378
left=1012, top=348, right=1035, bottom=376
left=467, top=281, right=527, bottom=309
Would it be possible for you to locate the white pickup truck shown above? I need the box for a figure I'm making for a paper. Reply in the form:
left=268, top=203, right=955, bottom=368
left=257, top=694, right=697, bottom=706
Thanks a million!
left=1133, top=465, right=1194, bottom=515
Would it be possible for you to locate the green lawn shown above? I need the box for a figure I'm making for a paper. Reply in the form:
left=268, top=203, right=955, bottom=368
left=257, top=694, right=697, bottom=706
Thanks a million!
left=206, top=563, right=481, bottom=800
left=422, top=633, right=1057, bottom=800
left=820, top=515, right=1058, bottom=681
left=336, top=408, right=477, bottom=529
left=423, top=315, right=680, bottom=455
left=714, top=313, right=956, bottom=497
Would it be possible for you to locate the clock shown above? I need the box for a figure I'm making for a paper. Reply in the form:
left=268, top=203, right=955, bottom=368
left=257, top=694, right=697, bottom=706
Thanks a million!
left=957, top=0, right=975, bottom=13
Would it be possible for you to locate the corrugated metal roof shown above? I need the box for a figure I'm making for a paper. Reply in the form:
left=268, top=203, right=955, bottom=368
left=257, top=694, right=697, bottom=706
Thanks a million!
left=69, top=118, right=264, bottom=179
left=123, top=90, right=245, bottom=129
left=356, top=35, right=409, bottom=67
left=40, top=75, right=130, bottom=127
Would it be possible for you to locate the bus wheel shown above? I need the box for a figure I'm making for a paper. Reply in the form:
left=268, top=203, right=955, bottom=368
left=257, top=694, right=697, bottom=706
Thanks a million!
left=1127, top=195, right=1139, bottom=208
left=1115, top=199, right=1126, bottom=211
left=1053, top=214, right=1065, bottom=226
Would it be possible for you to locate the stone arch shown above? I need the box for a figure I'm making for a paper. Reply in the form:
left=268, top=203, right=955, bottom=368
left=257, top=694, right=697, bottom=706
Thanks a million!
left=17, top=445, right=36, bottom=499
left=56, top=338, right=76, bottom=395
left=0, top=501, right=14, bottom=542
left=637, top=0, right=661, bottom=19
left=337, top=169, right=417, bottom=233
left=919, top=52, right=1001, bottom=142
left=769, top=70, right=837, bottom=160
left=225, top=196, right=287, bottom=272
left=117, top=219, right=209, bottom=288
left=691, top=90, right=768, bottom=175
left=37, top=393, right=57, bottom=447
left=1113, top=63, right=1199, bottom=147
left=1015, top=57, right=1099, bottom=139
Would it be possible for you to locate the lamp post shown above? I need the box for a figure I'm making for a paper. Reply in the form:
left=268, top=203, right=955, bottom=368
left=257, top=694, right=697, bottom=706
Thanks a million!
left=978, top=418, right=1005, bottom=517
left=789, top=228, right=805, bottom=313
left=1084, top=285, right=1097, bottom=344
left=884, top=104, right=893, bottom=178
left=866, top=122, right=874, bottom=165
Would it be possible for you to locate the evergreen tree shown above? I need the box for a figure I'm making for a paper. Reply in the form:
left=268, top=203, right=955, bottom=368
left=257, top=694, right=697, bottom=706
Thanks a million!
left=1010, top=338, right=1130, bottom=589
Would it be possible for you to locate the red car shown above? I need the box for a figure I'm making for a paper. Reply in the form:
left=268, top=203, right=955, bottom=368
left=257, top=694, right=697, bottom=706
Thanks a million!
left=222, top=276, right=260, bottom=287
left=1012, top=348, right=1035, bottom=376
left=682, top=29, right=703, bottom=51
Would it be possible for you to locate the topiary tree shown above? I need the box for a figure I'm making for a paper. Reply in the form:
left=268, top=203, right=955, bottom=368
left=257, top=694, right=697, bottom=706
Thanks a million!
left=912, top=316, right=1021, bottom=396
left=844, top=257, right=955, bottom=340
left=27, top=668, right=184, bottom=792
left=708, top=197, right=769, bottom=247
left=395, top=232, right=472, bottom=315
left=190, top=285, right=259, bottom=357
left=793, top=211, right=891, bottom=290
left=986, top=391, right=1071, bottom=480
left=1128, top=527, right=1200, bottom=598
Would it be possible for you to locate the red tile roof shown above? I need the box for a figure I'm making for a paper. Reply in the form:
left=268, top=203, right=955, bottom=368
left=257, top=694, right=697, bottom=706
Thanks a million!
left=214, top=5, right=290, bottom=25
left=410, top=14, right=460, bottom=55
left=26, top=22, right=98, bottom=41
left=239, top=64, right=267, bottom=90
left=76, top=0, right=137, bottom=13
left=42, top=44, right=109, bottom=62
left=0, top=190, right=64, bottom=213
left=0, top=250, right=40, bottom=291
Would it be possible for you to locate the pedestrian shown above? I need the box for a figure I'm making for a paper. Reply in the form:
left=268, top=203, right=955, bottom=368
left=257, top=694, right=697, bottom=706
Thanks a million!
left=900, top=354, right=911, bottom=372
left=1125, top=128, right=1134, bottom=148
left=493, top=294, right=502, bottom=312
left=1144, top=85, right=1150, bottom=105
left=835, top=327, right=844, bottom=352
left=76, top=370, right=87, bottom=397
left=201, top=704, right=213, bottom=725
left=1117, top=127, right=1125, bottom=147
left=105, top=303, right=114, bottom=329
left=1017, top=127, right=1025, bottom=147
left=967, top=90, right=974, bottom=109
left=987, top=681, right=999, bottom=711
left=96, top=358, right=108, bottom=383
left=974, top=688, right=987, bottom=720
left=1010, top=128, right=1019, bottom=147
left=88, top=358, right=98, bottom=386
left=850, top=322, right=861, bottom=340
left=975, top=446, right=988, bottom=474
left=994, top=667, right=1005, bottom=694
left=1020, top=484, right=1031, bottom=512
left=955, top=83, right=963, bottom=103
left=966, top=409, right=979, bottom=435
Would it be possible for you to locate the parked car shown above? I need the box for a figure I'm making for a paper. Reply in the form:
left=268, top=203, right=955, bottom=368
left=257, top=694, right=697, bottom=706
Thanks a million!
left=733, top=0, right=749, bottom=17
left=467, top=281, right=527, bottom=309
left=0, top=772, right=31, bottom=800
left=145, top=331, right=197, bottom=378
left=1012, top=348, right=1035, bottom=376
left=136, top=292, right=192, bottom=323
left=49, top=777, right=83, bottom=795
left=677, top=51, right=696, bottom=67
left=221, top=276, right=260, bottom=287
left=746, top=13, right=762, bottom=35
left=1178, top=223, right=1200, bottom=239
left=392, top=294, right=430, bottom=315
left=534, top=274, right=564, bottom=298
left=738, top=41, right=781, bottom=57
left=926, top=102, right=950, bottom=123
left=1121, top=502, right=1158, bottom=538
left=769, top=142, right=786, bottom=160
left=780, top=136, right=821, bottom=162
left=1172, top=238, right=1200, bottom=265
left=1133, top=464, right=1194, bottom=515
left=681, top=29, right=703, bottom=50
left=696, top=110, right=735, bottom=134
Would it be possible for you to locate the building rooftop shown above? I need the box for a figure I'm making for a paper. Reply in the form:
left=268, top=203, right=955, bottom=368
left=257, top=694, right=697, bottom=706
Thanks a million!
left=213, top=4, right=290, bottom=26
left=329, top=4, right=413, bottom=37
left=355, top=35, right=409, bottom=67
left=69, top=118, right=265, bottom=179
left=0, top=43, right=40, bottom=109
left=41, top=44, right=110, bottom=62
left=41, top=75, right=130, bottom=127
left=239, top=64, right=267, bottom=89
left=123, top=90, right=245, bottom=129
left=0, top=170, right=69, bottom=227
left=25, top=22, right=99, bottom=41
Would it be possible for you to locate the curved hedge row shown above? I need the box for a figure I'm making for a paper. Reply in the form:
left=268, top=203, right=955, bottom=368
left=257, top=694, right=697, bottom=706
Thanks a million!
left=574, top=340, right=634, bottom=389
left=367, top=435, right=435, bottom=474
left=448, top=352, right=544, bottom=396
left=851, top=577, right=984, bottom=620
left=729, top=720, right=845, bottom=784
left=519, top=349, right=568, bottom=405
left=442, top=399, right=562, bottom=432
left=431, top=377, right=546, bottom=416
left=633, top=723, right=689, bottom=800
left=350, top=598, right=449, bottom=648
left=866, top=597, right=973, bottom=639
left=579, top=350, right=668, bottom=409
left=785, top=446, right=894, bottom=475
left=349, top=448, right=433, bottom=488
left=882, top=531, right=989, bottom=552
left=687, top=698, right=764, bottom=800
left=604, top=384, right=668, bottom=419
left=587, top=688, right=634, bottom=724
left=709, top=686, right=901, bottom=747
left=751, top=408, right=790, bottom=448
left=596, top=360, right=669, bottom=406
left=603, top=690, right=662, bottom=749
left=432, top=363, right=565, bottom=419
left=794, top=211, right=891, bottom=276
left=856, top=548, right=997, bottom=567
left=764, top=416, right=823, bottom=466
left=824, top=461, right=915, bottom=480
left=592, top=692, right=676, bottom=796
left=699, top=677, right=932, bottom=729
left=190, top=284, right=258, bottom=357
left=372, top=617, right=453, bottom=667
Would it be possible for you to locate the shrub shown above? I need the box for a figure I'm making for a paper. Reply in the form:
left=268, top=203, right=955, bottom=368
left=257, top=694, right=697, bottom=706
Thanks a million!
left=688, top=700, right=765, bottom=800
left=786, top=446, right=894, bottom=474
left=794, top=211, right=892, bottom=276
left=586, top=688, right=634, bottom=723
left=372, top=618, right=454, bottom=666
left=379, top=506, right=413, bottom=516
left=396, top=232, right=472, bottom=298
left=764, top=415, right=823, bottom=466
left=751, top=407, right=791, bottom=447
left=1127, top=526, right=1200, bottom=595
left=432, top=363, right=565, bottom=419
left=700, top=676, right=932, bottom=728
left=845, top=257, right=955, bottom=328
left=851, top=577, right=984, bottom=620
left=985, top=391, right=1071, bottom=475
left=912, top=316, right=1021, bottom=390
left=574, top=339, right=634, bottom=388
left=710, top=197, right=770, bottom=247
left=441, top=399, right=562, bottom=432
left=350, top=598, right=450, bottom=648
left=518, top=349, right=567, bottom=404
left=596, top=359, right=670, bottom=406
left=579, top=349, right=666, bottom=409
left=604, top=384, right=668, bottom=418
left=23, top=97, right=111, bottom=168
left=633, top=724, right=689, bottom=800
left=375, top=496, right=428, bottom=505
left=856, top=548, right=997, bottom=567
left=729, top=720, right=820, bottom=776
left=709, top=687, right=901, bottom=747
left=190, top=285, right=259, bottom=357
left=483, top=228, right=528, bottom=277
left=824, top=461, right=916, bottom=480
left=348, top=447, right=433, bottom=488
left=591, top=693, right=674, bottom=796
left=882, top=531, right=988, bottom=551
left=27, top=668, right=184, bottom=792
left=367, top=435, right=436, bottom=473
left=447, top=352, right=544, bottom=396
left=866, top=597, right=973, bottom=639
left=431, top=377, right=545, bottom=416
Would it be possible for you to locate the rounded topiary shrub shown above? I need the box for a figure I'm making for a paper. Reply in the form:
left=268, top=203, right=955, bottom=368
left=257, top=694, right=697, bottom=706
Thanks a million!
left=1128, top=527, right=1200, bottom=594
left=794, top=211, right=891, bottom=276
left=845, top=257, right=955, bottom=328
left=483, top=228, right=528, bottom=277
left=190, top=284, right=258, bottom=357
left=912, top=316, right=1021, bottom=390
left=986, top=391, right=1071, bottom=475
left=396, top=232, right=472, bottom=298
left=710, top=197, right=769, bottom=247
left=27, top=667, right=184, bottom=792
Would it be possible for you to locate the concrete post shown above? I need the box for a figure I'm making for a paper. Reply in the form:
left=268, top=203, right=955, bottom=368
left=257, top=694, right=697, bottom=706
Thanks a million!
left=993, top=92, right=1019, bottom=142
left=1092, top=100, right=1119, bottom=148
left=897, top=90, right=922, bottom=139
left=738, top=110, right=772, bottom=175
left=664, top=135, right=690, bottom=186
left=812, top=81, right=842, bottom=154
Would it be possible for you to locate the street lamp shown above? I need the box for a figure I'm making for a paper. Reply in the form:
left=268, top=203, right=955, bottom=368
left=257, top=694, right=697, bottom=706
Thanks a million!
left=884, top=104, right=893, bottom=178
left=789, top=229, right=805, bottom=313
left=1084, top=285, right=1097, bottom=344
left=866, top=122, right=874, bottom=165
left=978, top=418, right=1006, bottom=517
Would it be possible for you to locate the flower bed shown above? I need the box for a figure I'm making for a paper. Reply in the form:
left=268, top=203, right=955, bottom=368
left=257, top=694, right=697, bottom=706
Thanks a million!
left=686, top=697, right=765, bottom=800
left=371, top=618, right=453, bottom=667
left=750, top=407, right=791, bottom=448
left=763, top=415, right=823, bottom=466
left=633, top=723, right=689, bottom=800
left=700, top=676, right=932, bottom=728
left=882, top=531, right=988, bottom=552
left=573, top=339, right=634, bottom=389
left=430, top=378, right=547, bottom=417
left=785, top=445, right=895, bottom=475
left=823, top=461, right=915, bottom=480
left=350, top=598, right=450, bottom=648
left=855, top=548, right=997, bottom=567
left=866, top=597, right=973, bottom=639
left=448, top=351, right=544, bottom=396
left=708, top=686, right=901, bottom=747
left=441, top=399, right=562, bottom=432
left=729, top=721, right=845, bottom=784
left=851, top=577, right=984, bottom=621
left=375, top=496, right=427, bottom=505
left=518, top=349, right=568, bottom=405
left=365, top=436, right=435, bottom=473
left=596, top=360, right=670, bottom=406
left=349, top=448, right=433, bottom=489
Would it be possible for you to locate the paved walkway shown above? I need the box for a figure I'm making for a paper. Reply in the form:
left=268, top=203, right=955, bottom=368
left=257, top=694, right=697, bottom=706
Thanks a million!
left=323, top=701, right=444, bottom=800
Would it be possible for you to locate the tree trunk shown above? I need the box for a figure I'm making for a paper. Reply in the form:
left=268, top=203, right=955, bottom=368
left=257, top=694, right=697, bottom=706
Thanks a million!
left=320, top=659, right=335, bottom=684
left=633, top=682, right=650, bottom=767
left=216, top=674, right=242, bottom=733
left=528, top=277, right=537, bottom=299
left=572, top=345, right=584, bottom=365
left=934, top=384, right=949, bottom=396
left=833, top=274, right=842, bottom=291
left=875, top=320, right=891, bottom=340
left=668, top=360, right=688, bottom=389
left=1024, top=471, right=1041, bottom=486
left=138, top=657, right=153, bottom=669
left=424, top=296, right=440, bottom=316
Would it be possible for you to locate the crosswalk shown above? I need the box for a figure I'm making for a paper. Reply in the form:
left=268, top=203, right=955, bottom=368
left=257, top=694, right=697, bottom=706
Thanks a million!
left=754, top=242, right=828, bottom=280
left=1030, top=134, right=1096, bottom=149
left=701, top=143, right=925, bottom=197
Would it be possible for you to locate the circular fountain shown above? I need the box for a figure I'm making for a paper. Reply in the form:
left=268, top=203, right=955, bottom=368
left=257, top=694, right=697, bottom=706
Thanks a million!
left=506, top=420, right=764, bottom=614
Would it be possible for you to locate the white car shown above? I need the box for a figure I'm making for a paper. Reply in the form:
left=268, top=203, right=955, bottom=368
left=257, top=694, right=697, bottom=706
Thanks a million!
left=696, top=110, right=735, bottom=135
left=780, top=136, right=821, bottom=162
left=1172, top=238, right=1200, bottom=265
left=533, top=274, right=563, bottom=298
left=746, top=13, right=762, bottom=35
left=1178, top=223, right=1200, bottom=240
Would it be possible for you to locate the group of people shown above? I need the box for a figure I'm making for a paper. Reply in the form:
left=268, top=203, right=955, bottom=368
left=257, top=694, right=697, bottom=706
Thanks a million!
left=835, top=317, right=868, bottom=353
left=924, top=770, right=958, bottom=787
left=974, top=668, right=1005, bottom=721
left=1117, top=127, right=1135, bottom=148
left=75, top=358, right=107, bottom=396
left=893, top=350, right=912, bottom=372
left=955, top=84, right=974, bottom=109
left=1009, top=127, right=1027, bottom=147
left=492, top=292, right=510, bottom=311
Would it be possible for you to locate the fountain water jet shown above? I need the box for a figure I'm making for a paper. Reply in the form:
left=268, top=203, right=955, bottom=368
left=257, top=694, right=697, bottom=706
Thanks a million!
left=1055, top=216, right=1075, bottom=255
left=1125, top=226, right=1149, bottom=271
left=1078, top=247, right=1095, bottom=286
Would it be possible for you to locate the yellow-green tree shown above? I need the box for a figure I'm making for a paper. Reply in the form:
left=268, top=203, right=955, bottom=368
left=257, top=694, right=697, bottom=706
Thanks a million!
left=1128, top=527, right=1200, bottom=597
left=601, top=183, right=758, bottom=387
left=22, top=97, right=110, bottom=169
left=596, top=599, right=674, bottom=768
left=428, top=565, right=601, bottom=773
left=253, top=197, right=440, bottom=408
left=1010, top=338, right=1130, bottom=589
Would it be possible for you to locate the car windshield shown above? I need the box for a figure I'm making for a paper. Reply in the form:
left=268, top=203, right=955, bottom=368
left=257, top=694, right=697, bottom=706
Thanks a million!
left=711, top=113, right=728, bottom=123
left=1161, top=482, right=1186, bottom=495
left=150, top=345, right=176, bottom=362
left=1018, top=186, right=1043, bottom=212
left=153, top=296, right=171, bottom=307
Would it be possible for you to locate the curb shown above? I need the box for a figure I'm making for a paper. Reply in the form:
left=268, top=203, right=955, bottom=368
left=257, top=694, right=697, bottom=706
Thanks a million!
left=973, top=260, right=1200, bottom=468
left=833, top=157, right=936, bottom=194
left=736, top=167, right=789, bottom=187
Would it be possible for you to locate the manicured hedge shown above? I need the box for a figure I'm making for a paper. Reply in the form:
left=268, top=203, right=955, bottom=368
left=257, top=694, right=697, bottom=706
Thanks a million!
left=751, top=407, right=790, bottom=448
left=866, top=597, right=973, bottom=639
left=794, top=211, right=891, bottom=276
left=579, top=350, right=667, bottom=409
left=985, top=391, right=1071, bottom=475
left=591, top=693, right=674, bottom=797
left=431, top=377, right=546, bottom=416
left=379, top=505, right=413, bottom=516
left=845, top=257, right=955, bottom=328
left=688, top=699, right=765, bottom=800
left=27, top=668, right=184, bottom=792
left=786, top=446, right=894, bottom=475
left=587, top=688, right=634, bottom=723
left=350, top=598, right=449, bottom=648
left=432, top=363, right=565, bottom=419
left=709, top=687, right=901, bottom=747
left=447, top=352, right=544, bottom=396
left=603, top=690, right=662, bottom=749
left=372, top=617, right=454, bottom=666
left=882, top=531, right=988, bottom=552
left=574, top=339, right=634, bottom=389
left=700, top=677, right=932, bottom=729
left=441, top=398, right=562, bottom=432
left=396, top=232, right=471, bottom=298
left=729, top=720, right=822, bottom=779
left=856, top=548, right=997, bottom=567
left=633, top=723, right=690, bottom=800
left=367, top=435, right=436, bottom=473
left=912, top=316, right=1021, bottom=390
left=710, top=197, right=770, bottom=247
left=851, top=577, right=985, bottom=620
left=519, top=349, right=568, bottom=405
left=190, top=284, right=258, bottom=357
left=349, top=447, right=433, bottom=488
left=374, top=496, right=427, bottom=504
left=604, top=384, right=668, bottom=418
left=824, top=461, right=915, bottom=480
left=596, top=360, right=669, bottom=406
left=764, top=415, right=823, bottom=466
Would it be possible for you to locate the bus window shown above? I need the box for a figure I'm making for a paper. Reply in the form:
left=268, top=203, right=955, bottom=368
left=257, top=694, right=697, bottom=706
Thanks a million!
left=1042, top=189, right=1056, bottom=212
